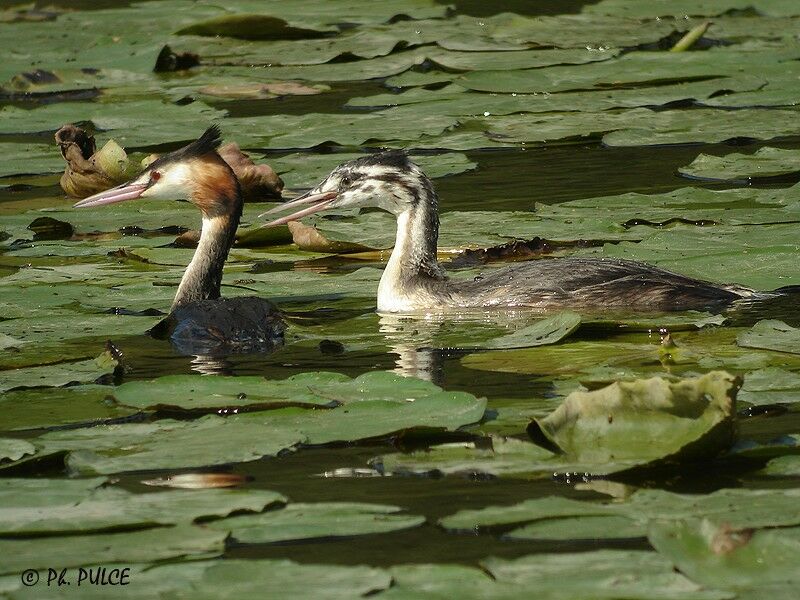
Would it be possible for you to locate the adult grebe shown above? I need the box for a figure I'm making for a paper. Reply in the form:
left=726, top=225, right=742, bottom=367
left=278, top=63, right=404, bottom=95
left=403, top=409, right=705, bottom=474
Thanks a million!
left=74, top=126, right=332, bottom=354
left=262, top=151, right=771, bottom=314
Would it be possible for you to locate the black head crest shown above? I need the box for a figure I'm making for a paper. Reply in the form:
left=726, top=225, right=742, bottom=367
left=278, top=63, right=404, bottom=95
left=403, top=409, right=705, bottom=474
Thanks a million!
left=350, top=150, right=411, bottom=171
left=148, top=125, right=223, bottom=171
left=182, top=125, right=223, bottom=159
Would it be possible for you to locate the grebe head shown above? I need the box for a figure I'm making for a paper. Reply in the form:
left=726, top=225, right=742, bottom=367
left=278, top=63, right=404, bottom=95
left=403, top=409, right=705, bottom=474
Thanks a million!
left=261, top=150, right=431, bottom=226
left=74, top=126, right=240, bottom=218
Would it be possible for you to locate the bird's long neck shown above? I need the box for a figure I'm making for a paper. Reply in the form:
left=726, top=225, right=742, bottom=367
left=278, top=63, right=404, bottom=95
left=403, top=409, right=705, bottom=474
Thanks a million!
left=378, top=176, right=447, bottom=312
left=172, top=180, right=242, bottom=310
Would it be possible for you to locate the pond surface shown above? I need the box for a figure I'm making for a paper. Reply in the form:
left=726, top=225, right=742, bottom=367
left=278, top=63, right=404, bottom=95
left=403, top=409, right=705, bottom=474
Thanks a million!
left=2, top=0, right=800, bottom=597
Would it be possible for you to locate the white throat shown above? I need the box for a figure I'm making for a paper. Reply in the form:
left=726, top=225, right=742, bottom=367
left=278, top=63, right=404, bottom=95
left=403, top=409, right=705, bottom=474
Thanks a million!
left=378, top=211, right=414, bottom=313
left=172, top=216, right=228, bottom=309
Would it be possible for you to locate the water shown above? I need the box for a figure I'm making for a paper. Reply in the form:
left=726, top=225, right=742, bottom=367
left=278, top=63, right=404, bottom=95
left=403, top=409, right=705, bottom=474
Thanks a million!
left=3, top=0, right=800, bottom=585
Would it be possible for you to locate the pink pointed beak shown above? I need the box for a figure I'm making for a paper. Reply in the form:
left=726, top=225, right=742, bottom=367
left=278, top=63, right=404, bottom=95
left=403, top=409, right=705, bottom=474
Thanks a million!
left=73, top=181, right=149, bottom=208
left=259, top=190, right=338, bottom=227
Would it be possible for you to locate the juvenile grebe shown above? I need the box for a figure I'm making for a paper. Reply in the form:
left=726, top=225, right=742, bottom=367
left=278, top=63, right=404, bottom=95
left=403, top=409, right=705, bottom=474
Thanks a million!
left=74, top=127, right=331, bottom=354
left=263, top=151, right=770, bottom=313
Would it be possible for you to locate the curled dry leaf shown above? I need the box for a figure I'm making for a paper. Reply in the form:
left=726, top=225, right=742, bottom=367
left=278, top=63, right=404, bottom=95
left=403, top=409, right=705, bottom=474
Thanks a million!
left=55, top=124, right=136, bottom=198
left=58, top=124, right=282, bottom=201
left=218, top=142, right=283, bottom=200
left=288, top=221, right=379, bottom=253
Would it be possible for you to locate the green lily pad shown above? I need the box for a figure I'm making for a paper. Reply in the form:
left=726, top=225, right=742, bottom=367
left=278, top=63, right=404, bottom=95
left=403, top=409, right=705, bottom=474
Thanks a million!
left=441, top=487, right=800, bottom=539
left=737, top=320, right=800, bottom=354
left=32, top=371, right=486, bottom=474
left=0, top=525, right=226, bottom=575
left=0, top=478, right=285, bottom=534
left=0, top=100, right=226, bottom=147
left=679, top=147, right=800, bottom=182
left=484, top=311, right=581, bottom=349
left=482, top=550, right=730, bottom=600
left=353, top=76, right=765, bottom=114
left=530, top=371, right=739, bottom=466
left=474, top=108, right=800, bottom=149
left=0, top=143, right=65, bottom=178
left=207, top=502, right=424, bottom=543
left=374, top=437, right=557, bottom=479
left=440, top=495, right=617, bottom=531
left=110, top=370, right=479, bottom=412
left=648, top=519, right=800, bottom=591
left=506, top=514, right=646, bottom=541
left=458, top=48, right=796, bottom=94
left=585, top=0, right=800, bottom=18
left=462, top=339, right=661, bottom=376
left=0, top=439, right=35, bottom=463
left=760, top=454, right=800, bottom=475
left=0, top=350, right=118, bottom=393
left=738, top=367, right=800, bottom=405
left=0, top=558, right=393, bottom=600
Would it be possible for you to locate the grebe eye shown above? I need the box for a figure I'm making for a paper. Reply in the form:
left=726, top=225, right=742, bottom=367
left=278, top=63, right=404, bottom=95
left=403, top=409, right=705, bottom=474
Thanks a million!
left=339, top=174, right=351, bottom=188
left=150, top=171, right=161, bottom=183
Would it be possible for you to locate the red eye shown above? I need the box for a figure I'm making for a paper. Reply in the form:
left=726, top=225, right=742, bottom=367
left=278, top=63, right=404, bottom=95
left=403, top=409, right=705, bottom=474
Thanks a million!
left=150, top=171, right=161, bottom=182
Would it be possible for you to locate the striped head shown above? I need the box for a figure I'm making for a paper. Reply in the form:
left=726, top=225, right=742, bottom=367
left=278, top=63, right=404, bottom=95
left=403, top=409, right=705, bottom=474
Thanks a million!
left=261, top=151, right=437, bottom=226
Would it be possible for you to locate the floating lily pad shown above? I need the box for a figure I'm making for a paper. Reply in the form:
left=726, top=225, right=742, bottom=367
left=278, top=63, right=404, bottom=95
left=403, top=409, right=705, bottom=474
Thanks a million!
left=679, top=147, right=800, bottom=182
left=0, top=478, right=285, bottom=534
left=648, top=519, right=800, bottom=591
left=441, top=487, right=800, bottom=539
left=475, top=108, right=800, bottom=149
left=738, top=367, right=800, bottom=405
left=0, top=439, right=36, bottom=463
left=207, top=502, right=424, bottom=543
left=0, top=143, right=64, bottom=178
left=482, top=550, right=729, bottom=600
left=0, top=100, right=226, bottom=147
left=32, top=371, right=486, bottom=474
left=506, top=514, right=646, bottom=541
left=484, top=311, right=581, bottom=349
left=529, top=371, right=739, bottom=467
left=737, top=320, right=800, bottom=354
left=760, top=454, right=800, bottom=475
left=0, top=525, right=226, bottom=575
left=374, top=437, right=557, bottom=479
left=0, top=350, right=118, bottom=393
left=585, top=0, right=800, bottom=18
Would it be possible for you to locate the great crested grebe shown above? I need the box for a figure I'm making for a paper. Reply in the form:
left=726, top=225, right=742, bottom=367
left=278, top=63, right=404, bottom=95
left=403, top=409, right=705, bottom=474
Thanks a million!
left=74, top=126, right=332, bottom=354
left=262, top=151, right=776, bottom=314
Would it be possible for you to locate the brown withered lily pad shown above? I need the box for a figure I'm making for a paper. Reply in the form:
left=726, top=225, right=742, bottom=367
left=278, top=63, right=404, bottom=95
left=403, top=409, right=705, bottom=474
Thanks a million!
left=55, top=124, right=138, bottom=198
left=288, top=221, right=379, bottom=254
left=59, top=124, right=282, bottom=201
left=218, top=142, right=283, bottom=200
